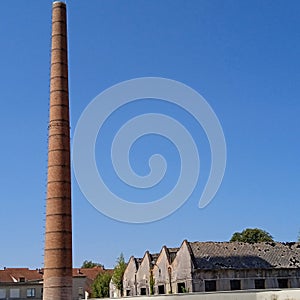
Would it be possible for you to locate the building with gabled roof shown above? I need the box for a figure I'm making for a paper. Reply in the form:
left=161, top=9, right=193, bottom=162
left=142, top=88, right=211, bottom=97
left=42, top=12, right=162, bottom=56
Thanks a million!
left=118, top=240, right=300, bottom=297
left=135, top=251, right=159, bottom=296
left=0, top=266, right=111, bottom=300
left=0, top=268, right=43, bottom=299
left=121, top=256, right=142, bottom=297
left=152, top=246, right=180, bottom=295
left=121, top=246, right=181, bottom=298
left=73, top=266, right=113, bottom=299
left=120, top=251, right=160, bottom=298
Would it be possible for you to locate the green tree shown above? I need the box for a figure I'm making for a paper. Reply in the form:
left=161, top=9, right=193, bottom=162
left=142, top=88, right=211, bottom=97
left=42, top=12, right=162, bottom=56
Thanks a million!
left=81, top=260, right=104, bottom=269
left=92, top=272, right=112, bottom=298
left=230, top=228, right=274, bottom=243
left=112, top=253, right=127, bottom=295
left=149, top=271, right=155, bottom=295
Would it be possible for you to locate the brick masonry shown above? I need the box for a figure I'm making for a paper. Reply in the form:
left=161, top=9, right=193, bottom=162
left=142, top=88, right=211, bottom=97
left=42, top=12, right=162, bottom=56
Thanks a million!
left=43, top=2, right=73, bottom=300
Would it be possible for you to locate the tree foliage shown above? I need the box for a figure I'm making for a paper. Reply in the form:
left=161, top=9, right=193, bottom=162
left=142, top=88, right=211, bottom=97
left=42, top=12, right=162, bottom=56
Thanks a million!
left=81, top=260, right=104, bottom=269
left=92, top=272, right=112, bottom=298
left=149, top=271, right=155, bottom=295
left=230, top=228, right=274, bottom=243
left=112, top=253, right=127, bottom=294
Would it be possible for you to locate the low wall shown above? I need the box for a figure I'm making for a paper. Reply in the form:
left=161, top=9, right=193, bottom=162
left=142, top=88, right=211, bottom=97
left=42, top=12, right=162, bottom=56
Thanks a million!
left=96, top=289, right=300, bottom=300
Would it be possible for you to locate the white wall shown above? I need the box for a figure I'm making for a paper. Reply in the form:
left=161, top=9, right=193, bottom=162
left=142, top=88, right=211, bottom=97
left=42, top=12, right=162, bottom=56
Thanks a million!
left=93, top=288, right=300, bottom=300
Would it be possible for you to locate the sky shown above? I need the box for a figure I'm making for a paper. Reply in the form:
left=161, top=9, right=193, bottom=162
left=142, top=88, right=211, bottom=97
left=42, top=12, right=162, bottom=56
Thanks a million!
left=0, top=0, right=300, bottom=269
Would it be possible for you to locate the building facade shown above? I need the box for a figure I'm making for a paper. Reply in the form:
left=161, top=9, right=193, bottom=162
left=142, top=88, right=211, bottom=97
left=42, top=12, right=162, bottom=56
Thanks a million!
left=152, top=246, right=179, bottom=295
left=135, top=251, right=159, bottom=296
left=0, top=268, right=43, bottom=300
left=121, top=256, right=141, bottom=297
left=0, top=267, right=109, bottom=300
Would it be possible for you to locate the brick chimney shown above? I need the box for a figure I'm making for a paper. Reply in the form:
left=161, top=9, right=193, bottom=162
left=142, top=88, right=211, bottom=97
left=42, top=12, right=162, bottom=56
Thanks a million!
left=43, top=2, right=72, bottom=299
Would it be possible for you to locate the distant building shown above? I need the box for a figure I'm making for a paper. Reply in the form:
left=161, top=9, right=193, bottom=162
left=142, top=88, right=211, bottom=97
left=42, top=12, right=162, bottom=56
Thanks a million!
left=0, top=268, right=43, bottom=300
left=119, top=240, right=300, bottom=297
left=0, top=266, right=111, bottom=300
left=110, top=278, right=121, bottom=298
left=73, top=267, right=113, bottom=299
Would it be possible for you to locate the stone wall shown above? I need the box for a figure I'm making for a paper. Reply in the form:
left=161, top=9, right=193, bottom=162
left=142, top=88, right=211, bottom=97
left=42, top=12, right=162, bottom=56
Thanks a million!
left=192, top=268, right=300, bottom=292
left=171, top=241, right=193, bottom=293
left=136, top=252, right=152, bottom=296
left=123, top=257, right=139, bottom=297
left=152, top=247, right=172, bottom=295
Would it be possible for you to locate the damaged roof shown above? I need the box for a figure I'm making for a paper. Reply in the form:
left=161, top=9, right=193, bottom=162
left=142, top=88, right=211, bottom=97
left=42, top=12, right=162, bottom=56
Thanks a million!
left=189, top=242, right=300, bottom=270
left=167, top=247, right=180, bottom=263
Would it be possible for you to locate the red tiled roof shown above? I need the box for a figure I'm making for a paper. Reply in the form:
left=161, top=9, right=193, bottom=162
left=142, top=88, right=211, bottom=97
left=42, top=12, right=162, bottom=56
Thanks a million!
left=0, top=267, right=113, bottom=283
left=72, top=267, right=113, bottom=280
left=72, top=267, right=114, bottom=295
left=0, top=268, right=43, bottom=283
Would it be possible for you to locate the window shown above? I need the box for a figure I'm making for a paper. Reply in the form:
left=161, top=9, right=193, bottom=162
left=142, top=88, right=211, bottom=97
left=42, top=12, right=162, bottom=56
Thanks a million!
left=177, top=282, right=186, bottom=293
left=27, top=288, right=35, bottom=298
left=126, top=289, right=131, bottom=296
left=10, top=289, right=20, bottom=298
left=255, top=279, right=265, bottom=289
left=205, top=280, right=216, bottom=292
left=230, top=280, right=241, bottom=290
left=19, top=277, right=25, bottom=282
left=158, top=285, right=165, bottom=294
left=0, top=289, right=6, bottom=299
left=140, top=288, right=146, bottom=295
left=278, top=279, right=288, bottom=288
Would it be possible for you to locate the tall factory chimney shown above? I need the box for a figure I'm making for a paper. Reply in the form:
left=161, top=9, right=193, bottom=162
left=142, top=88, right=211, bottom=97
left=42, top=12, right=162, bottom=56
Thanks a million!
left=43, top=1, right=72, bottom=299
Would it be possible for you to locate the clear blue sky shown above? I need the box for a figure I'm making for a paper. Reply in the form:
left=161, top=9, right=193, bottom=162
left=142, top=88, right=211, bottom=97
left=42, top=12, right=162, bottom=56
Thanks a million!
left=0, top=0, right=299, bottom=269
